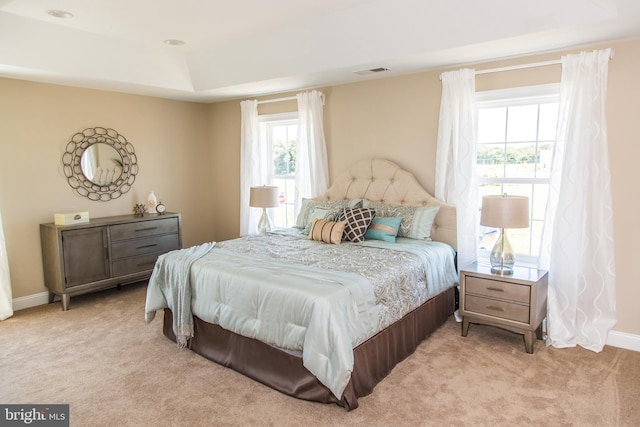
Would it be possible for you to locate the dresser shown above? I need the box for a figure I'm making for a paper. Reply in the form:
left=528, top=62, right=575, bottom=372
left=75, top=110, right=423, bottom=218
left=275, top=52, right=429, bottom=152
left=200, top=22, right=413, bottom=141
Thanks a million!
left=459, top=262, right=548, bottom=354
left=40, top=213, right=182, bottom=310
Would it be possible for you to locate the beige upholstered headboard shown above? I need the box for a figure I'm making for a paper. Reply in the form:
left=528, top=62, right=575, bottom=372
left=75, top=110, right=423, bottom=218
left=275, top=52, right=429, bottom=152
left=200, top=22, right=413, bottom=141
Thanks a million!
left=315, top=158, right=457, bottom=250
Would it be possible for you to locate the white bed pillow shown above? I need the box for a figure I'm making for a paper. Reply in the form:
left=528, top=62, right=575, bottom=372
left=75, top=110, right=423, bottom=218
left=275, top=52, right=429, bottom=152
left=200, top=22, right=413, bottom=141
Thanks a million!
left=363, top=201, right=440, bottom=240
left=295, top=198, right=362, bottom=229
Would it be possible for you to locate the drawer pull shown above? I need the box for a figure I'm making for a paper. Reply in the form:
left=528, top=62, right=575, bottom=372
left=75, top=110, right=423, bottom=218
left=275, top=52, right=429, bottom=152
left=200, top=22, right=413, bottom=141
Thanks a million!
left=136, top=244, right=158, bottom=249
left=486, top=286, right=504, bottom=292
left=135, top=227, right=158, bottom=232
left=486, top=305, right=505, bottom=312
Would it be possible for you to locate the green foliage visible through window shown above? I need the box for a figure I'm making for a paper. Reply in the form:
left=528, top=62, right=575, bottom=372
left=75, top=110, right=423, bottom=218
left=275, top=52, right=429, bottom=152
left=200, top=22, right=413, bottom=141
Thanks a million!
left=273, top=138, right=296, bottom=176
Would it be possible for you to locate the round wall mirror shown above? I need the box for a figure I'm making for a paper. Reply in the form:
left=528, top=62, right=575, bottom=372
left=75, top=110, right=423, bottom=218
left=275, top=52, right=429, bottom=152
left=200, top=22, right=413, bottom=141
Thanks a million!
left=62, top=127, right=138, bottom=201
left=80, top=143, right=124, bottom=185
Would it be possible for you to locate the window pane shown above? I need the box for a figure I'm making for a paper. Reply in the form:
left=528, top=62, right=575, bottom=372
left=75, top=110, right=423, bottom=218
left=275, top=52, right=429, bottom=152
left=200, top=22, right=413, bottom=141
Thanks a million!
left=272, top=125, right=296, bottom=176
left=538, top=103, right=559, bottom=141
left=532, top=184, right=549, bottom=220
left=477, top=144, right=505, bottom=178
left=506, top=105, right=538, bottom=142
left=502, top=183, right=532, bottom=200
left=505, top=142, right=536, bottom=179
left=530, top=220, right=544, bottom=256
left=536, top=144, right=554, bottom=178
left=509, top=227, right=531, bottom=255
left=478, top=182, right=503, bottom=199
left=477, top=108, right=506, bottom=143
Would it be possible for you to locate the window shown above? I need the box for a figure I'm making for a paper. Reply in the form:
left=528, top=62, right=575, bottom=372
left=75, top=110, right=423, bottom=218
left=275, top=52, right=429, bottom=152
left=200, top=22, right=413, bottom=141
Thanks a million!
left=259, top=113, right=298, bottom=228
left=475, top=84, right=559, bottom=265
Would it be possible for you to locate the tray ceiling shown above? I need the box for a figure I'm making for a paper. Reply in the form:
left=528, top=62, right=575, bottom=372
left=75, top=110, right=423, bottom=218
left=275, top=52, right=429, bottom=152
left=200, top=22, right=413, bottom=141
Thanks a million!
left=1, top=0, right=639, bottom=102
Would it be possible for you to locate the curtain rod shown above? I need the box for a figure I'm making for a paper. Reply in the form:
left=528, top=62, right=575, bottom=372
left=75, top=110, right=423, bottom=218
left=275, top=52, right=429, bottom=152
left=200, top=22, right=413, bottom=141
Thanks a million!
left=475, top=59, right=562, bottom=76
left=257, top=96, right=297, bottom=105
left=256, top=92, right=325, bottom=105
left=439, top=50, right=615, bottom=79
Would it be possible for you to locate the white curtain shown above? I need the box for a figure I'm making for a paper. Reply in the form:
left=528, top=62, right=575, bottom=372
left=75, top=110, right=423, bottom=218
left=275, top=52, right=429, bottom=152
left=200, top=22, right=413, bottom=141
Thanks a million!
left=295, top=90, right=329, bottom=217
left=539, top=49, right=616, bottom=352
left=239, top=99, right=268, bottom=236
left=435, top=69, right=478, bottom=269
left=0, top=211, right=13, bottom=320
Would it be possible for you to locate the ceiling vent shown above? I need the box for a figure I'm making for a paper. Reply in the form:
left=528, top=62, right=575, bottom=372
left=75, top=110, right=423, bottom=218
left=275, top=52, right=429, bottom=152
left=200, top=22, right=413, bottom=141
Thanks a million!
left=354, top=67, right=390, bottom=75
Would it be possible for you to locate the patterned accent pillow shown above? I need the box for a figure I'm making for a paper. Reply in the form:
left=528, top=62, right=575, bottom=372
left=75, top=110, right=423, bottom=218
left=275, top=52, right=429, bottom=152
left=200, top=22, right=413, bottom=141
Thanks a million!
left=308, top=219, right=346, bottom=245
left=339, top=208, right=376, bottom=242
left=295, top=198, right=363, bottom=229
left=364, top=216, right=403, bottom=243
left=363, top=201, right=440, bottom=240
left=302, top=207, right=341, bottom=235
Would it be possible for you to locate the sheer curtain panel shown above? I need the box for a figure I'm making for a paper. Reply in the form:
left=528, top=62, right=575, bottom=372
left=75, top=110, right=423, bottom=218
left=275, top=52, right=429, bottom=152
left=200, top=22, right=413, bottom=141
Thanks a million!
left=435, top=68, right=479, bottom=269
left=240, top=100, right=267, bottom=236
left=295, top=90, right=329, bottom=217
left=0, top=211, right=13, bottom=320
left=539, top=49, right=616, bottom=352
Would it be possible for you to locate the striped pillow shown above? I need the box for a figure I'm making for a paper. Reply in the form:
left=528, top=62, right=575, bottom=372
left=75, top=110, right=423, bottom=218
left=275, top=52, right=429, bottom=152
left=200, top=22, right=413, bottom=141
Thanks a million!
left=308, top=219, right=346, bottom=244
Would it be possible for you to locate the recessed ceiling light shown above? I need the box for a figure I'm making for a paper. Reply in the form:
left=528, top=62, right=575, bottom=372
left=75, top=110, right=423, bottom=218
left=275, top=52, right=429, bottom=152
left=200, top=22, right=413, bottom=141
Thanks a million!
left=164, top=39, right=185, bottom=46
left=47, top=10, right=74, bottom=19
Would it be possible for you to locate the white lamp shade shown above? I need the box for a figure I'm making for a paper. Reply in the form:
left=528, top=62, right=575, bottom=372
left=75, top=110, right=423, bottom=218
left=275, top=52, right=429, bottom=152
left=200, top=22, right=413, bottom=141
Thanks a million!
left=480, top=195, right=529, bottom=229
left=249, top=186, right=280, bottom=208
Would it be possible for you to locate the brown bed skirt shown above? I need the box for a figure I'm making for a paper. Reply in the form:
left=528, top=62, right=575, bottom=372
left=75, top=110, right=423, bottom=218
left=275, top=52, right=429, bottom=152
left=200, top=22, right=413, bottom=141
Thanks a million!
left=162, top=286, right=455, bottom=410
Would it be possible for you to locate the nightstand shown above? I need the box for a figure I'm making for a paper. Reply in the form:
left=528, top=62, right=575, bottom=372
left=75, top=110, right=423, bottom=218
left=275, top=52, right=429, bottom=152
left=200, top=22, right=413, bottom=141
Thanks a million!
left=460, top=262, right=548, bottom=354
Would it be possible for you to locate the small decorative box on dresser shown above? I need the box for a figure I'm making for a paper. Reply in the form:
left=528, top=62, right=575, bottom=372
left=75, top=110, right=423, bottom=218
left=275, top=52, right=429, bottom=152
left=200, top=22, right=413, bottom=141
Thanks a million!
left=40, top=213, right=182, bottom=311
left=460, top=262, right=548, bottom=354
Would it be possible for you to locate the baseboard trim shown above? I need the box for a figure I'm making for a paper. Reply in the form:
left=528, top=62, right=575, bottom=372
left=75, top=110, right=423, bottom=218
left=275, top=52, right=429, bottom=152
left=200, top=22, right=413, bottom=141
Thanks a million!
left=12, top=291, right=50, bottom=311
left=607, top=330, right=640, bottom=352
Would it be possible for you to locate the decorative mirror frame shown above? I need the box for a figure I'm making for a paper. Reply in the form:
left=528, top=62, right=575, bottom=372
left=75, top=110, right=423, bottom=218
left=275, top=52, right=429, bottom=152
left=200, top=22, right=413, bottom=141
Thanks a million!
left=62, top=127, right=138, bottom=201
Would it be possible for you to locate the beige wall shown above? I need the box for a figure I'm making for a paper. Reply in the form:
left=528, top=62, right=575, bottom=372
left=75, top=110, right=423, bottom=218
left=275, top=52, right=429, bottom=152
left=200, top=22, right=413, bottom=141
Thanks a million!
left=209, top=39, right=640, bottom=337
left=0, top=80, right=215, bottom=299
left=1, top=38, right=638, bottom=338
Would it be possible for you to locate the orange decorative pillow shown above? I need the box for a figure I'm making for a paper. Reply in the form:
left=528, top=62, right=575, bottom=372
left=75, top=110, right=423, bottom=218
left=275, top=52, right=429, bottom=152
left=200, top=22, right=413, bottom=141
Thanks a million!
left=308, top=219, right=346, bottom=244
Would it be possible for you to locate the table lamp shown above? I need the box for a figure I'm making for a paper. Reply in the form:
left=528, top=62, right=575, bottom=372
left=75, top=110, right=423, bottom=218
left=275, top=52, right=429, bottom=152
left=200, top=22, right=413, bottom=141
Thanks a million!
left=249, top=186, right=280, bottom=234
left=480, top=194, right=529, bottom=275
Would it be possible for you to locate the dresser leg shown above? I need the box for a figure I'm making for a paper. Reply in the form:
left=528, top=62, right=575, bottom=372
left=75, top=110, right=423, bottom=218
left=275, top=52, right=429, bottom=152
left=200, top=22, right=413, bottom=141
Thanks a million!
left=462, top=317, right=470, bottom=337
left=48, top=292, right=55, bottom=304
left=523, top=330, right=535, bottom=354
left=61, top=294, right=70, bottom=311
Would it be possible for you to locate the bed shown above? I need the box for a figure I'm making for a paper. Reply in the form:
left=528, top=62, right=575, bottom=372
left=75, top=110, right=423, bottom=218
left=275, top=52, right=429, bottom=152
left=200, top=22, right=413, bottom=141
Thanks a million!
left=145, top=158, right=458, bottom=410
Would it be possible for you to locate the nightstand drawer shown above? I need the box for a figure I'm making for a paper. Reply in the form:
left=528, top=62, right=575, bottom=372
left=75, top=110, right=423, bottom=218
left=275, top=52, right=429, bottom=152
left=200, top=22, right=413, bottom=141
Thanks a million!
left=466, top=276, right=530, bottom=304
left=464, top=294, right=530, bottom=323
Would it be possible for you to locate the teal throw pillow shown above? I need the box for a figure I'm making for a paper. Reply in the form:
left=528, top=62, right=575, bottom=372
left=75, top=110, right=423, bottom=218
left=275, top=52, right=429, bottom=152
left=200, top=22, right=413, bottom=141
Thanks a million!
left=364, top=216, right=403, bottom=243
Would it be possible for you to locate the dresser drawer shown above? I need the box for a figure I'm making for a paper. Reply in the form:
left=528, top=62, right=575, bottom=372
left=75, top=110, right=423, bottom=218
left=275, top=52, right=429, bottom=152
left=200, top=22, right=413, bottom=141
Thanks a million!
left=110, top=217, right=179, bottom=241
left=466, top=276, right=530, bottom=304
left=464, top=294, right=530, bottom=323
left=111, top=234, right=180, bottom=259
left=111, top=252, right=162, bottom=276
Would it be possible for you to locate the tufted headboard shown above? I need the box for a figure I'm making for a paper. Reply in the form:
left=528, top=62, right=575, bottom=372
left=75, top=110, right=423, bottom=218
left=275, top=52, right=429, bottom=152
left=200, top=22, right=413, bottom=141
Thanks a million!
left=315, top=158, right=457, bottom=250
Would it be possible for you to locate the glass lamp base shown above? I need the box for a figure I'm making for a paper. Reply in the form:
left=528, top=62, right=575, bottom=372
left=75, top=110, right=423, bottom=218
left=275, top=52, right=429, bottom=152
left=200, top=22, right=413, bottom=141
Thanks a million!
left=489, top=228, right=515, bottom=276
left=490, top=266, right=514, bottom=276
left=257, top=208, right=273, bottom=234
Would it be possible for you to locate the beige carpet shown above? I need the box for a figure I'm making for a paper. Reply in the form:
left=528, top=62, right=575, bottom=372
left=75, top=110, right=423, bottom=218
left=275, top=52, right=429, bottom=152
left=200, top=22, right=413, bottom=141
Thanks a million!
left=1, top=282, right=638, bottom=426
